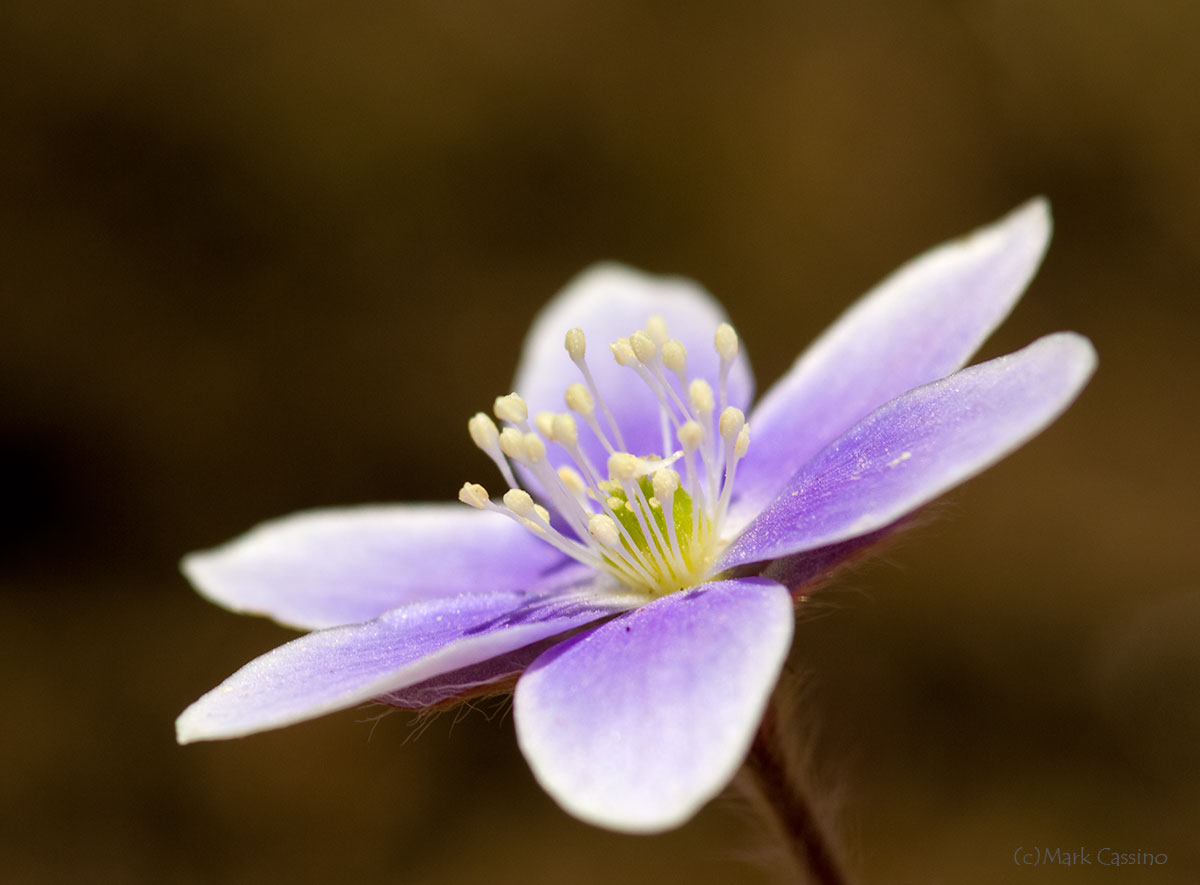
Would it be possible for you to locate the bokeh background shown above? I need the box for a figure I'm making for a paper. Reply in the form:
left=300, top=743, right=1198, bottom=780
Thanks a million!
left=3, top=2, right=1197, bottom=882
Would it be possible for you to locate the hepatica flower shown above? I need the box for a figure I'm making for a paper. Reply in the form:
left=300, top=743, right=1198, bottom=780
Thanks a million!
left=178, top=200, right=1095, bottom=833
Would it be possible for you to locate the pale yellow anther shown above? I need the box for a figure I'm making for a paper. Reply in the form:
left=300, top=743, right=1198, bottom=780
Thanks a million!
left=630, top=330, right=657, bottom=364
left=458, top=482, right=490, bottom=509
left=534, top=411, right=556, bottom=439
left=565, top=327, right=586, bottom=361
left=678, top=420, right=704, bottom=453
left=468, top=413, right=499, bottom=450
left=719, top=406, right=746, bottom=440
left=523, top=433, right=547, bottom=464
left=715, top=323, right=739, bottom=361
left=494, top=393, right=529, bottom=424
left=463, top=313, right=752, bottom=598
left=662, top=339, right=687, bottom=375
left=735, top=424, right=751, bottom=457
left=652, top=468, right=680, bottom=501
left=503, top=488, right=535, bottom=516
left=646, top=315, right=669, bottom=346
left=557, top=466, right=586, bottom=495
left=608, top=451, right=661, bottom=479
left=499, top=427, right=524, bottom=459
left=588, top=513, right=621, bottom=547
left=608, top=452, right=640, bottom=481
left=689, top=379, right=715, bottom=416
left=610, top=337, right=638, bottom=367
left=552, top=413, right=579, bottom=447
left=565, top=382, right=594, bottom=416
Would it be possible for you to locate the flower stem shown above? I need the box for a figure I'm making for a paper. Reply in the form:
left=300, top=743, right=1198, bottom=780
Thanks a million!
left=740, top=698, right=850, bottom=885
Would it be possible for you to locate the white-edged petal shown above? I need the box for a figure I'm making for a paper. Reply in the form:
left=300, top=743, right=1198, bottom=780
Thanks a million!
left=514, top=577, right=792, bottom=833
left=513, top=263, right=754, bottom=469
left=722, top=332, right=1097, bottom=568
left=183, top=504, right=576, bottom=630
left=177, top=586, right=639, bottom=744
left=732, top=199, right=1053, bottom=529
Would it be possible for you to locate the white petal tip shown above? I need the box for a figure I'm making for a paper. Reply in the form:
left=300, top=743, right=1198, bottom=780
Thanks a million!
left=978, top=196, right=1053, bottom=258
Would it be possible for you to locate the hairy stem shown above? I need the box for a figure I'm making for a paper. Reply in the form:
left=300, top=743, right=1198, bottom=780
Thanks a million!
left=740, top=699, right=849, bottom=885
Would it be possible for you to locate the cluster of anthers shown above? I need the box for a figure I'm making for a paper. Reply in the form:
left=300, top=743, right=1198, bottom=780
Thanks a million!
left=459, top=316, right=750, bottom=598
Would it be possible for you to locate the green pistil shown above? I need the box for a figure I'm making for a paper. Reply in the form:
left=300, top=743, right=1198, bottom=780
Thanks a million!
left=606, top=477, right=695, bottom=581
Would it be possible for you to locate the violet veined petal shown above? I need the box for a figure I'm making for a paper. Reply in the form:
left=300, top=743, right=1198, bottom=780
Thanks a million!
left=759, top=524, right=901, bottom=592
left=514, top=577, right=792, bottom=833
left=730, top=199, right=1052, bottom=529
left=512, top=263, right=754, bottom=470
left=183, top=505, right=579, bottom=631
left=176, top=587, right=641, bottom=744
left=721, top=332, right=1096, bottom=569
left=377, top=635, right=562, bottom=710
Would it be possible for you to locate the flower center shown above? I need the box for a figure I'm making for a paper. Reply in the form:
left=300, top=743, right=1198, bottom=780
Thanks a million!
left=459, top=315, right=749, bottom=597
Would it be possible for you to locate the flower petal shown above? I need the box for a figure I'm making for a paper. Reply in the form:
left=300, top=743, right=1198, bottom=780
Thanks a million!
left=731, top=199, right=1052, bottom=527
left=514, top=577, right=793, bottom=833
left=183, top=505, right=580, bottom=630
left=513, top=263, right=754, bottom=469
left=176, top=587, right=640, bottom=744
left=721, top=332, right=1096, bottom=568
left=377, top=635, right=561, bottom=710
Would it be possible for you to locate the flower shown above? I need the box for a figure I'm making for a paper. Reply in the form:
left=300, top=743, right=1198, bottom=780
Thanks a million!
left=176, top=199, right=1096, bottom=833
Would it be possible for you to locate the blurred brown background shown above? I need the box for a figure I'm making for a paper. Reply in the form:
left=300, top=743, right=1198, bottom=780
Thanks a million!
left=3, top=1, right=1197, bottom=882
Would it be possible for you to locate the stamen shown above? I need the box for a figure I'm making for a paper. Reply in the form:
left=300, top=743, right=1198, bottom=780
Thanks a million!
left=465, top=313, right=750, bottom=599
left=522, top=432, right=547, bottom=464
left=610, top=337, right=638, bottom=367
left=534, top=411, right=556, bottom=439
left=588, top=513, right=621, bottom=547
left=608, top=451, right=667, bottom=480
left=557, top=465, right=589, bottom=509
left=468, top=413, right=517, bottom=488
left=551, top=413, right=579, bottom=448
left=566, top=382, right=617, bottom=454
left=503, top=488, right=536, bottom=518
left=718, top=405, right=745, bottom=441
left=498, top=427, right=524, bottom=460
left=652, top=467, right=689, bottom=577
left=565, top=327, right=586, bottom=362
left=645, top=315, right=669, bottom=347
left=630, top=330, right=657, bottom=364
left=565, top=328, right=626, bottom=449
left=634, top=332, right=694, bottom=448
left=686, top=380, right=720, bottom=503
left=662, top=339, right=688, bottom=386
left=677, top=420, right=707, bottom=541
left=613, top=335, right=691, bottom=454
left=714, top=322, right=738, bottom=412
left=458, top=482, right=490, bottom=509
left=623, top=476, right=680, bottom=584
left=494, top=393, right=529, bottom=426
left=716, top=407, right=749, bottom=528
left=688, top=378, right=714, bottom=417
left=714, top=323, right=738, bottom=361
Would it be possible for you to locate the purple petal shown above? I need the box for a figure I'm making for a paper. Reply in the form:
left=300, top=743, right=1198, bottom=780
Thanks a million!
left=759, top=524, right=902, bottom=592
left=513, top=263, right=754, bottom=469
left=514, top=577, right=793, bottom=833
left=377, top=635, right=561, bottom=710
left=731, top=199, right=1052, bottom=528
left=183, top=505, right=580, bottom=630
left=176, top=587, right=641, bottom=744
left=721, top=332, right=1096, bottom=569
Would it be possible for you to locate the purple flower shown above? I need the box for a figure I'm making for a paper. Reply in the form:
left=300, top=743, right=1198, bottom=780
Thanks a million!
left=177, top=200, right=1096, bottom=833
